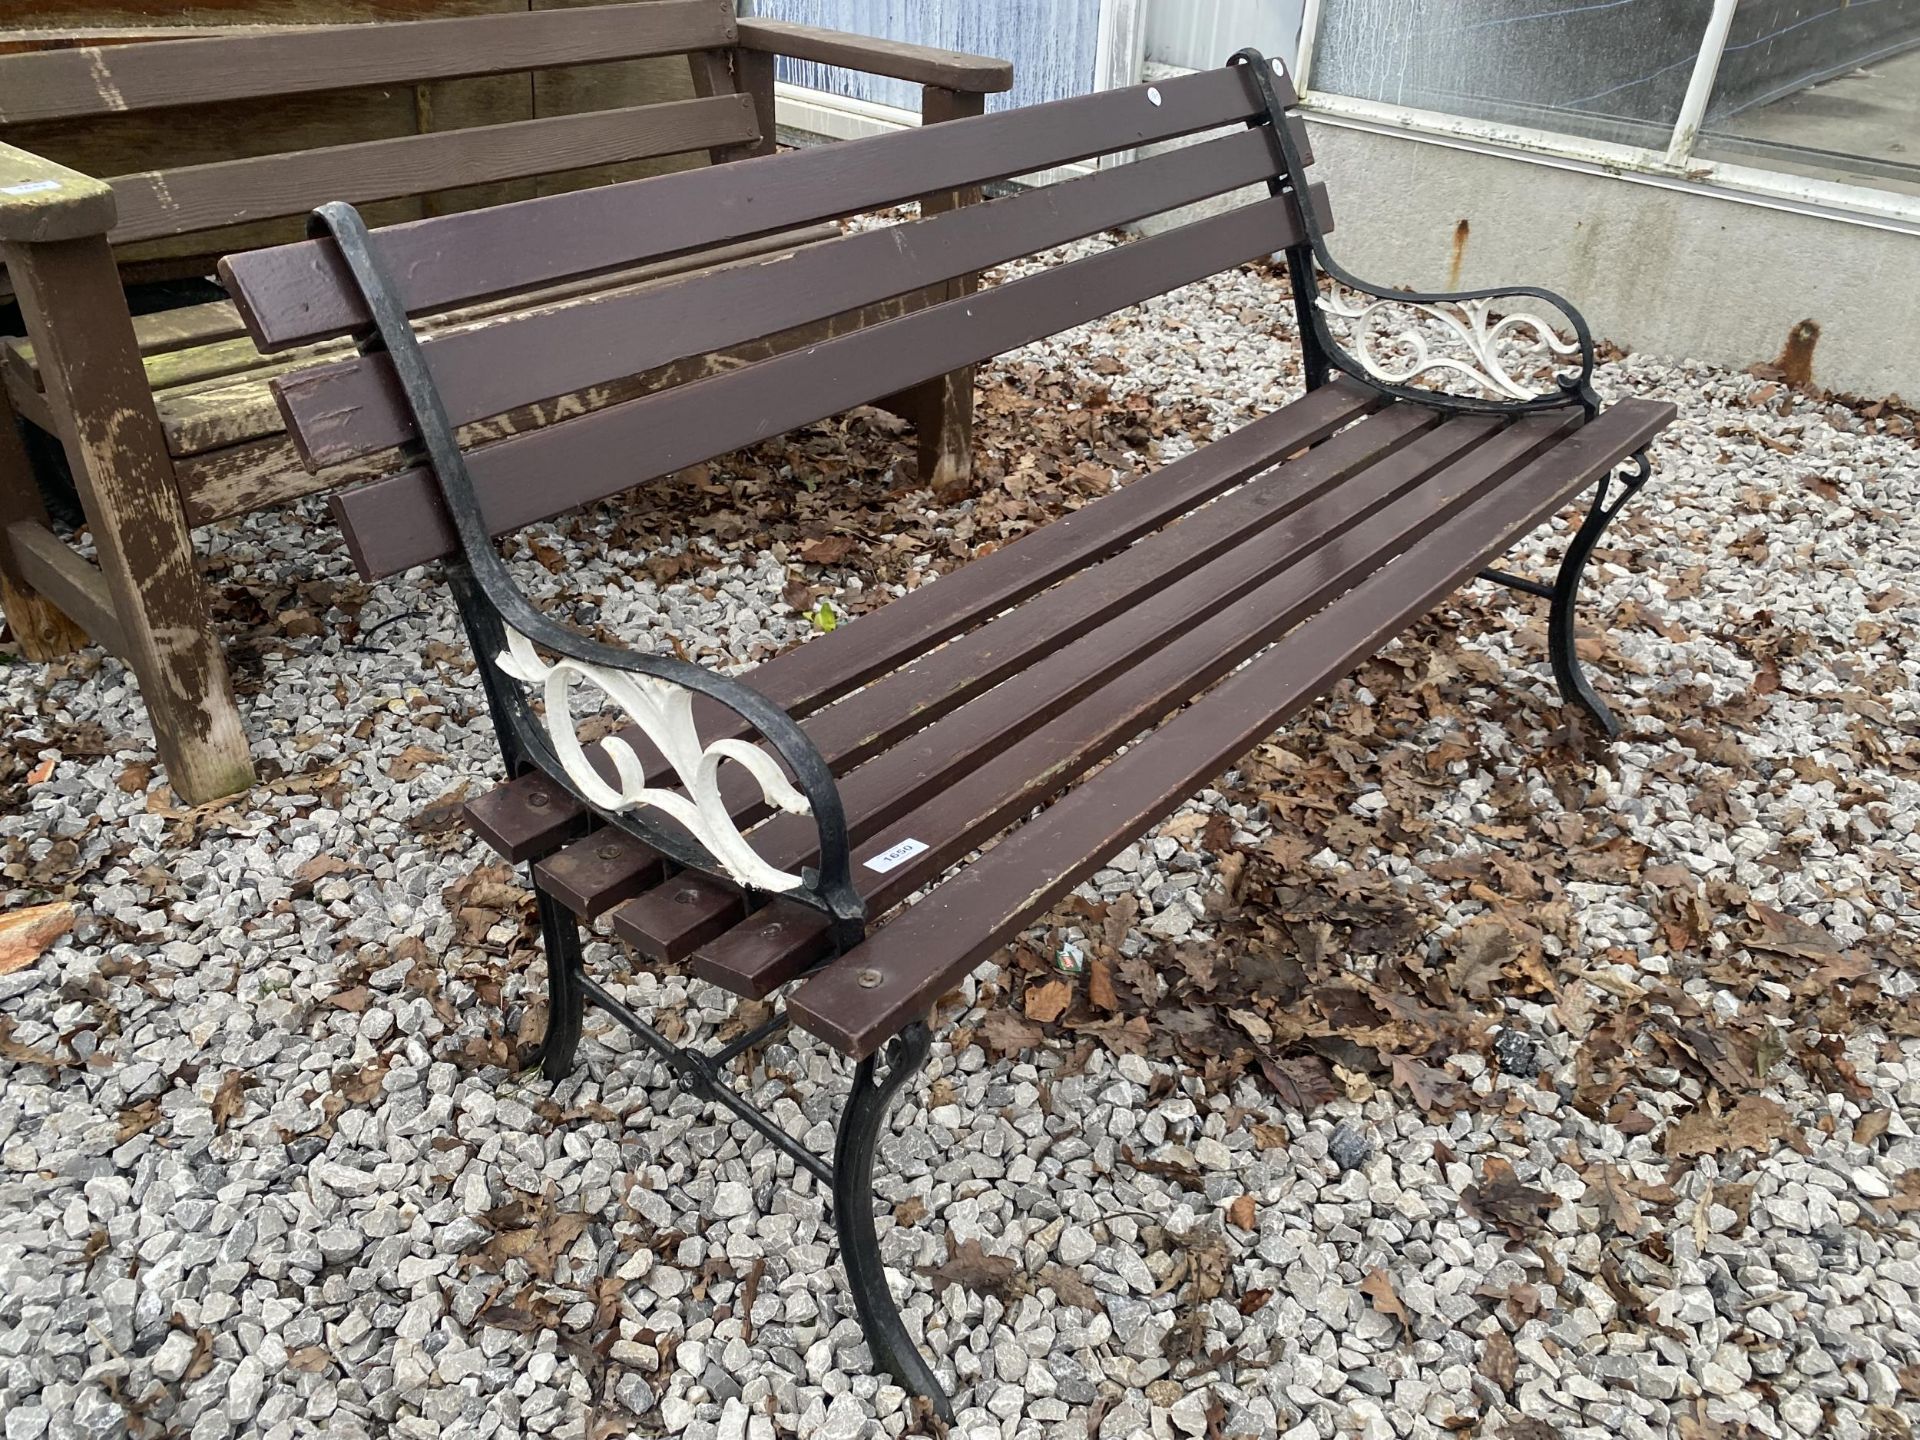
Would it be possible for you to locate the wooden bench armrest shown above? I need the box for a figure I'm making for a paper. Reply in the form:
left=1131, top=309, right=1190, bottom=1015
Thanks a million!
left=0, top=143, right=115, bottom=244
left=734, top=18, right=1013, bottom=94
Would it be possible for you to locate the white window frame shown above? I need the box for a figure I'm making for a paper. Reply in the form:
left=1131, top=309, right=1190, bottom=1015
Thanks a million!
left=1293, top=0, right=1920, bottom=235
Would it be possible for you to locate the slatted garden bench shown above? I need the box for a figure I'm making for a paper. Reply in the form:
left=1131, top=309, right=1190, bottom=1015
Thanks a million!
left=0, top=2, right=1007, bottom=804
left=221, top=52, right=1675, bottom=1419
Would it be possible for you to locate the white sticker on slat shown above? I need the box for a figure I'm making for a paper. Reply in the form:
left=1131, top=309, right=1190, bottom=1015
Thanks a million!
left=864, top=838, right=929, bottom=874
left=1, top=179, right=63, bottom=196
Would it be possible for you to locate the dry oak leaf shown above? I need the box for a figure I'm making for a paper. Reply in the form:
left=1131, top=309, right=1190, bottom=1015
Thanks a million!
left=1038, top=1263, right=1104, bottom=1313
left=211, top=1071, right=254, bottom=1134
left=1360, top=1267, right=1411, bottom=1331
left=1480, top=1327, right=1518, bottom=1393
left=919, top=1236, right=1024, bottom=1302
left=979, top=1009, right=1045, bottom=1056
left=1872, top=1171, right=1920, bottom=1215
left=1662, top=1094, right=1805, bottom=1160
left=0, top=901, right=76, bottom=976
left=1227, top=1195, right=1257, bottom=1231
left=1463, top=1157, right=1561, bottom=1239
left=1581, top=1162, right=1644, bottom=1234
left=1024, top=978, right=1072, bottom=1024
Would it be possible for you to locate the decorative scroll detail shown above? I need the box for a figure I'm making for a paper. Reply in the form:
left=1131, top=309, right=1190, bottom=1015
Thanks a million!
left=496, top=628, right=811, bottom=893
left=1317, top=284, right=1584, bottom=403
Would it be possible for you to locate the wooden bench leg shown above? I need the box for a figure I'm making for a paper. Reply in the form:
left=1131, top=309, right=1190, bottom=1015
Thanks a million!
left=832, top=1020, right=954, bottom=1421
left=904, top=84, right=983, bottom=498
left=532, top=879, right=588, bottom=1081
left=1549, top=449, right=1653, bottom=737
left=3, top=235, right=254, bottom=804
left=0, top=387, right=88, bottom=660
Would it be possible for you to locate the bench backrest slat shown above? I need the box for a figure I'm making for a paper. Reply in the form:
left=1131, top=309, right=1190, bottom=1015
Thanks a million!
left=221, top=65, right=1295, bottom=349
left=107, top=94, right=757, bottom=245
left=329, top=192, right=1311, bottom=578
left=0, top=2, right=736, bottom=124
left=267, top=125, right=1298, bottom=469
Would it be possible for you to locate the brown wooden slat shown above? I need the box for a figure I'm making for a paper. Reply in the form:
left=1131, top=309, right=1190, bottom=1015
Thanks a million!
left=107, top=95, right=759, bottom=246
left=463, top=772, right=587, bottom=864
left=0, top=2, right=737, bottom=124
left=273, top=129, right=1299, bottom=469
left=614, top=383, right=1379, bottom=760
left=785, top=399, right=1677, bottom=1056
left=533, top=829, right=663, bottom=920
left=567, top=392, right=1381, bottom=923
left=609, top=402, right=1442, bottom=963
left=609, top=876, right=742, bottom=960
left=676, top=411, right=1582, bottom=987
left=616, top=405, right=1467, bottom=963
left=157, top=223, right=847, bottom=466
left=220, top=66, right=1281, bottom=348
left=333, top=195, right=1313, bottom=578
left=695, top=413, right=1571, bottom=996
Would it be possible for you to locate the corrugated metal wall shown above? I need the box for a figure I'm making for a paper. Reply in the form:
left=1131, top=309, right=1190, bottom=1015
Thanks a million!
left=1144, top=0, right=1301, bottom=72
left=742, top=0, right=1104, bottom=110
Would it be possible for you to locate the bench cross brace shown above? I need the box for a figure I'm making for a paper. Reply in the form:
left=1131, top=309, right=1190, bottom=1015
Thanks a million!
left=529, top=874, right=955, bottom=1418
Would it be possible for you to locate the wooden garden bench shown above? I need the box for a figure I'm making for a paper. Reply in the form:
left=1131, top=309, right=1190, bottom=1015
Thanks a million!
left=0, top=3, right=1008, bottom=804
left=222, top=53, right=1674, bottom=1418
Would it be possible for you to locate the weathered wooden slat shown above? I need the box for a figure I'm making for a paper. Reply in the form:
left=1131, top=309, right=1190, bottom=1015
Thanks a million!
left=220, top=66, right=1279, bottom=348
left=733, top=18, right=1013, bottom=93
left=273, top=129, right=1300, bottom=468
left=108, top=95, right=760, bottom=245
left=784, top=399, right=1678, bottom=1056
left=463, top=772, right=588, bottom=865
left=333, top=195, right=1313, bottom=578
left=0, top=2, right=737, bottom=124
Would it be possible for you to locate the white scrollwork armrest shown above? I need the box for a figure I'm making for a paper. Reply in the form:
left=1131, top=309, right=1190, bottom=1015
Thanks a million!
left=1317, top=284, right=1588, bottom=406
left=497, top=628, right=813, bottom=894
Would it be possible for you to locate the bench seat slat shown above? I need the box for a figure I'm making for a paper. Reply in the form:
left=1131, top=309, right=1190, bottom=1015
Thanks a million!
left=467, top=385, right=1383, bottom=912
left=220, top=66, right=1290, bottom=348
left=783, top=398, right=1677, bottom=1056
left=331, top=194, right=1314, bottom=579
left=108, top=95, right=760, bottom=246
left=273, top=127, right=1297, bottom=469
left=0, top=1, right=736, bottom=124
left=594, top=403, right=1438, bottom=946
left=464, top=772, right=589, bottom=864
left=645, top=409, right=1576, bottom=978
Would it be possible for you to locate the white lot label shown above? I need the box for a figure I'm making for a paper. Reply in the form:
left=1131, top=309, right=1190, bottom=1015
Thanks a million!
left=864, top=838, right=929, bottom=874
left=1, top=179, right=62, bottom=196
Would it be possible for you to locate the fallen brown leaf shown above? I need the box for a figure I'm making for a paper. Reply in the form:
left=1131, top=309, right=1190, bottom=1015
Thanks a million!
left=1360, top=1267, right=1410, bottom=1331
left=1024, top=978, right=1072, bottom=1024
left=1227, top=1194, right=1256, bottom=1231
left=1480, top=1327, right=1518, bottom=1393
left=919, top=1236, right=1024, bottom=1302
left=1663, top=1094, right=1804, bottom=1159
left=1463, top=1157, right=1560, bottom=1239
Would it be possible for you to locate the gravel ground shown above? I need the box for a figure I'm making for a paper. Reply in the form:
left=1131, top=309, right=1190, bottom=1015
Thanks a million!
left=2, top=238, right=1918, bottom=1440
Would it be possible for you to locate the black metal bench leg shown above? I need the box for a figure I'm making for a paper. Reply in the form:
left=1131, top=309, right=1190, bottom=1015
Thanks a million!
left=832, top=1022, right=954, bottom=1422
left=1549, top=449, right=1652, bottom=737
left=531, top=879, right=587, bottom=1082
